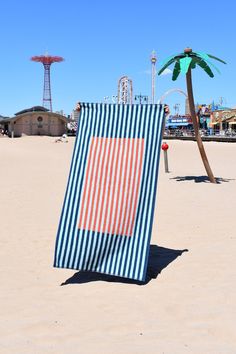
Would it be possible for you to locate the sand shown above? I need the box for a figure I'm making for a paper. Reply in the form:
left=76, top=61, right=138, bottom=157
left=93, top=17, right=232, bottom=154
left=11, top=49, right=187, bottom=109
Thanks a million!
left=0, top=136, right=235, bottom=354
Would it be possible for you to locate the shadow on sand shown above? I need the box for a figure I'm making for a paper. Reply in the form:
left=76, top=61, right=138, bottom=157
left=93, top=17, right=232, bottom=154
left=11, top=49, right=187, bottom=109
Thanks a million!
left=61, top=245, right=188, bottom=286
left=171, top=175, right=234, bottom=184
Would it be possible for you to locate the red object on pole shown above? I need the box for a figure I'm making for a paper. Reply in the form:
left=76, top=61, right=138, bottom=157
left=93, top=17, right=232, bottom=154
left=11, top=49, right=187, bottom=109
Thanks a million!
left=31, top=54, right=64, bottom=112
left=161, top=142, right=169, bottom=151
left=161, top=142, right=169, bottom=173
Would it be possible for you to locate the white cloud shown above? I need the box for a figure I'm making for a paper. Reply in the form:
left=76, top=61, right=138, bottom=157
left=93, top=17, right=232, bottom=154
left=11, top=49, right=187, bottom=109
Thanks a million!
left=159, top=68, right=172, bottom=76
left=141, top=68, right=172, bottom=76
left=141, top=69, right=151, bottom=75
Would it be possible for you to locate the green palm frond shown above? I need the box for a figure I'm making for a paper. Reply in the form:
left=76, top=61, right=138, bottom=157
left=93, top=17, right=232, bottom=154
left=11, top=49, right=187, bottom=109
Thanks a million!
left=187, top=51, right=199, bottom=57
left=158, top=53, right=185, bottom=75
left=173, top=53, right=187, bottom=59
left=196, top=52, right=221, bottom=74
left=195, top=51, right=226, bottom=65
left=190, top=60, right=196, bottom=69
left=207, top=54, right=226, bottom=64
left=159, top=54, right=176, bottom=67
left=158, top=57, right=176, bottom=75
left=179, top=57, right=192, bottom=74
left=194, top=57, right=214, bottom=77
left=158, top=49, right=226, bottom=80
left=172, top=60, right=181, bottom=80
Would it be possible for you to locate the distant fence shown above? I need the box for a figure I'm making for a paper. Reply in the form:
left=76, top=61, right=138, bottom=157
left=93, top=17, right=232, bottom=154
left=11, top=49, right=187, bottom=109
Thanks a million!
left=163, top=128, right=236, bottom=142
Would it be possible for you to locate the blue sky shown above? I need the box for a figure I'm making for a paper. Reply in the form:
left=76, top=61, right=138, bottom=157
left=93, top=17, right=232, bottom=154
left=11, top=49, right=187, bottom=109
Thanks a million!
left=0, top=0, right=235, bottom=116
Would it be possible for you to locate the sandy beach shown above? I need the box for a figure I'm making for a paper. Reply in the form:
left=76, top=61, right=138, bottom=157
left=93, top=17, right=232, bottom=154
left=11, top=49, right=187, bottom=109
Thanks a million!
left=0, top=136, right=235, bottom=354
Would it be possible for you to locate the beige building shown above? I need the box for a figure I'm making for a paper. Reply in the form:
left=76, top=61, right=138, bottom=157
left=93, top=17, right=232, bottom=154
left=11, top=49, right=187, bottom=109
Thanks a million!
left=2, top=106, right=68, bottom=137
left=211, top=109, right=236, bottom=130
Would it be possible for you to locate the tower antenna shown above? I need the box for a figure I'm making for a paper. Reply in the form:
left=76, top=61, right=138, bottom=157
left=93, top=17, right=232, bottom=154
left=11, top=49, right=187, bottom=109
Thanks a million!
left=150, top=50, right=157, bottom=104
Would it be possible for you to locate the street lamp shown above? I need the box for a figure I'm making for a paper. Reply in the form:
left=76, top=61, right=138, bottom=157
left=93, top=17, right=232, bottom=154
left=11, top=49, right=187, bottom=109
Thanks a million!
left=173, top=103, right=180, bottom=116
left=134, top=94, right=149, bottom=104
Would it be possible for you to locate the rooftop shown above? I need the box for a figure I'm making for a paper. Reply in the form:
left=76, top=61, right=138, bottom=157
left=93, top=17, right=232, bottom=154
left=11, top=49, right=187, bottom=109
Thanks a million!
left=15, top=106, right=49, bottom=116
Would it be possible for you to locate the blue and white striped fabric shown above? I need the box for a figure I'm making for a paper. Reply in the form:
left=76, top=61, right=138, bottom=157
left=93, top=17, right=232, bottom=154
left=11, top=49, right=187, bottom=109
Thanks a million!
left=54, top=103, right=165, bottom=281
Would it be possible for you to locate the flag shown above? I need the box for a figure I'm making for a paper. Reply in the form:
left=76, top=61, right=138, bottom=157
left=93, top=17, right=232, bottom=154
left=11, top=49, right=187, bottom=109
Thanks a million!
left=54, top=103, right=165, bottom=281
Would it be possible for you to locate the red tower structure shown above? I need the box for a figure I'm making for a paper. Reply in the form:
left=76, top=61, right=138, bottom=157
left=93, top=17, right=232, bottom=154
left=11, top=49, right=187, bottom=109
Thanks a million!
left=31, top=54, right=64, bottom=111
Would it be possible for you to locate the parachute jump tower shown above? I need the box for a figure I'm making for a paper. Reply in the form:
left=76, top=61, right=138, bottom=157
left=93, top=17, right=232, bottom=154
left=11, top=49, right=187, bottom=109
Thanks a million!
left=31, top=54, right=64, bottom=111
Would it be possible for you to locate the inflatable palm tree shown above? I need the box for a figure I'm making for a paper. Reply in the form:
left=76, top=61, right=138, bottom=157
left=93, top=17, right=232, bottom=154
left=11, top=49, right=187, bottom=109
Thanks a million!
left=158, top=48, right=226, bottom=183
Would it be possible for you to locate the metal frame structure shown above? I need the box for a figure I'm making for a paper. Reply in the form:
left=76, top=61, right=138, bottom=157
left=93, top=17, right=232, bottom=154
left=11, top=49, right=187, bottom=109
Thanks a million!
left=150, top=50, right=157, bottom=104
left=158, top=88, right=189, bottom=115
left=117, top=76, right=133, bottom=104
left=31, top=54, right=64, bottom=111
left=158, top=88, right=188, bottom=103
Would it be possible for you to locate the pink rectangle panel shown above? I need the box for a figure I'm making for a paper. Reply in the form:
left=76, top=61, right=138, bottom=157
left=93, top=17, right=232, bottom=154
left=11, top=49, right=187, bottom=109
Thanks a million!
left=78, top=137, right=144, bottom=237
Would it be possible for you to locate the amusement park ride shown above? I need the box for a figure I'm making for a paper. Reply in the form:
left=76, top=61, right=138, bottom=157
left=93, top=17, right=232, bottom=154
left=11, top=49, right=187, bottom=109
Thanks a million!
left=107, top=49, right=184, bottom=110
left=30, top=50, right=186, bottom=117
left=117, top=76, right=133, bottom=104
left=103, top=51, right=158, bottom=105
left=31, top=54, right=64, bottom=111
left=150, top=50, right=157, bottom=104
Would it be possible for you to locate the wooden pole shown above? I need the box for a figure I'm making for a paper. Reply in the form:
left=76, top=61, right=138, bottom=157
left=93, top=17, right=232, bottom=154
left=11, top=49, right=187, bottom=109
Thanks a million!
left=186, top=69, right=216, bottom=183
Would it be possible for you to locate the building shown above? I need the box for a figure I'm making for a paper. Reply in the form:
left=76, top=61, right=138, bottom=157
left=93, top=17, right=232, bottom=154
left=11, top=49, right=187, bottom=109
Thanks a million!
left=166, top=115, right=193, bottom=129
left=0, top=106, right=68, bottom=137
left=211, top=108, right=236, bottom=131
left=70, top=109, right=80, bottom=122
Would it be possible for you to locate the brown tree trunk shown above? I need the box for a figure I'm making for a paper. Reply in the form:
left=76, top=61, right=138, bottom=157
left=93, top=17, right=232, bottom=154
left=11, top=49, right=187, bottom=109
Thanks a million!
left=186, top=70, right=216, bottom=183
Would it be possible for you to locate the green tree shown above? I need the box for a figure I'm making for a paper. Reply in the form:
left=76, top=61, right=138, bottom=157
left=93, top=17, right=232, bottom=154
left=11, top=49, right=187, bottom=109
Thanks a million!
left=158, top=48, right=226, bottom=183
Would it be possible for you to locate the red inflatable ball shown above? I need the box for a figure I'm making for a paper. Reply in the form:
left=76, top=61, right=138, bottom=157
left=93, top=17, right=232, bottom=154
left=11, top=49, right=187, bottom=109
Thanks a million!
left=161, top=142, right=169, bottom=151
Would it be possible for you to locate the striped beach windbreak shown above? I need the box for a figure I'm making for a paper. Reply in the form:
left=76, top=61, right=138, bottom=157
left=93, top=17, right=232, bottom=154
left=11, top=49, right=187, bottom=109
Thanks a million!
left=54, top=103, right=165, bottom=281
